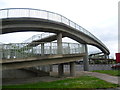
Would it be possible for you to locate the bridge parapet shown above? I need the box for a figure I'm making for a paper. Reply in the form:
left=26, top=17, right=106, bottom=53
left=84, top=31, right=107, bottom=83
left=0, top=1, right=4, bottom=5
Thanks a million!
left=0, top=42, right=85, bottom=60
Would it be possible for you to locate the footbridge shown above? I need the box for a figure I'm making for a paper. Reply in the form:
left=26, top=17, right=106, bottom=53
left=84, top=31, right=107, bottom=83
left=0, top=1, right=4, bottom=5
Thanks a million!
left=0, top=8, right=110, bottom=76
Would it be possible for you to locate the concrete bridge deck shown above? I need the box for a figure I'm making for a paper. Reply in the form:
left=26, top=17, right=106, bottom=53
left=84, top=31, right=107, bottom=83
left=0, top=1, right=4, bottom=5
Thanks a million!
left=2, top=54, right=85, bottom=70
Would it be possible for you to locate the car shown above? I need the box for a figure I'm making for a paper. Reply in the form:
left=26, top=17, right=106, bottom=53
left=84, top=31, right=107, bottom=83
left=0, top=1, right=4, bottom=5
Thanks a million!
left=111, top=63, right=120, bottom=70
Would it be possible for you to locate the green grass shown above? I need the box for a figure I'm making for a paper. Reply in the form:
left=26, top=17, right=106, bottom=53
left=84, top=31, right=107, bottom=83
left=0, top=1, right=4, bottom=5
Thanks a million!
left=92, top=70, right=120, bottom=76
left=3, top=76, right=120, bottom=88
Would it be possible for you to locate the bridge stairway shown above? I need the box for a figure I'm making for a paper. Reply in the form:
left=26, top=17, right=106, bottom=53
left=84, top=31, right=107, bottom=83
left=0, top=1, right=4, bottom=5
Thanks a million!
left=1, top=32, right=57, bottom=59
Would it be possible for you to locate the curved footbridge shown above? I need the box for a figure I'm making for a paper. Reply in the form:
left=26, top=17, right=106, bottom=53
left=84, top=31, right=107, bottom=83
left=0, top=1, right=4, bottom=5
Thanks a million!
left=0, top=8, right=110, bottom=76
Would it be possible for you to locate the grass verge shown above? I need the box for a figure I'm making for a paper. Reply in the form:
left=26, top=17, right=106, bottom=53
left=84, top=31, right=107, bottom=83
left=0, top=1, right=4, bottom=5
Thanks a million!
left=92, top=70, right=120, bottom=76
left=3, top=76, right=120, bottom=88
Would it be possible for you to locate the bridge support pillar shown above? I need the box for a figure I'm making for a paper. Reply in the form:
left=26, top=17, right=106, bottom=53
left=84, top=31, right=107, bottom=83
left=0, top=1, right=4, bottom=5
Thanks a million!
left=104, top=54, right=108, bottom=59
left=58, top=63, right=64, bottom=77
left=83, top=44, right=89, bottom=71
left=70, top=62, right=76, bottom=76
left=68, top=43, right=70, bottom=54
left=41, top=43, right=44, bottom=56
left=57, top=33, right=64, bottom=77
left=49, top=65, right=52, bottom=72
left=41, top=65, right=46, bottom=71
left=57, top=33, right=62, bottom=54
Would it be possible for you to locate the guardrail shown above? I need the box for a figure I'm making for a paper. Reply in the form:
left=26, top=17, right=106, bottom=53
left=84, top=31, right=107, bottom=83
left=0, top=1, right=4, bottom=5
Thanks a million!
left=0, top=42, right=85, bottom=60
left=0, top=8, right=108, bottom=51
left=23, top=32, right=55, bottom=43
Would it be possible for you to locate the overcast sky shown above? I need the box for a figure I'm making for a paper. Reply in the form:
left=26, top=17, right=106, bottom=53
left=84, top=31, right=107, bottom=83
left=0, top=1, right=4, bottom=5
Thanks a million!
left=0, top=0, right=119, bottom=58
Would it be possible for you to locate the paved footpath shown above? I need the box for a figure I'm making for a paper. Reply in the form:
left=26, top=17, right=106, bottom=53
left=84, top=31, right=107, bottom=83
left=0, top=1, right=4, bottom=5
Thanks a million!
left=76, top=71, right=120, bottom=85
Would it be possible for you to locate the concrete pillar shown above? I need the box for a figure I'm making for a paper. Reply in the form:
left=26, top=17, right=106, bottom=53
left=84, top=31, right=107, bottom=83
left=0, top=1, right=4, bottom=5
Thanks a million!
left=50, top=42, right=52, bottom=55
left=83, top=44, right=89, bottom=71
left=49, top=65, right=52, bottom=72
left=40, top=65, right=46, bottom=72
left=68, top=43, right=70, bottom=54
left=57, top=33, right=62, bottom=54
left=58, top=63, right=64, bottom=77
left=41, top=43, right=44, bottom=56
left=0, top=47, right=3, bottom=59
left=104, top=54, right=107, bottom=59
left=49, top=65, right=53, bottom=76
left=70, top=62, right=76, bottom=76
left=57, top=33, right=63, bottom=77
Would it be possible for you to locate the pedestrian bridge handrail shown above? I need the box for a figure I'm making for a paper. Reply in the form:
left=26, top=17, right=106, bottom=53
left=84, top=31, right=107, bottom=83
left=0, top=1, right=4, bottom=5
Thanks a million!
left=0, top=42, right=85, bottom=60
left=0, top=8, right=108, bottom=51
left=23, top=32, right=55, bottom=43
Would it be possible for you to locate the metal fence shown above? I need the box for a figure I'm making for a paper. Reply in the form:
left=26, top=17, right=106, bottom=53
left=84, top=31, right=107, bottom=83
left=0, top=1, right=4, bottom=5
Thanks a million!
left=0, top=8, right=108, bottom=50
left=0, top=42, right=85, bottom=60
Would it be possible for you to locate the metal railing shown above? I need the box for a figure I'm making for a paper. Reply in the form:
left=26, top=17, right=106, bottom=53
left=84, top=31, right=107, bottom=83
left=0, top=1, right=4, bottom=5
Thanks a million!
left=0, top=42, right=85, bottom=60
left=23, top=32, right=55, bottom=43
left=0, top=8, right=108, bottom=51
